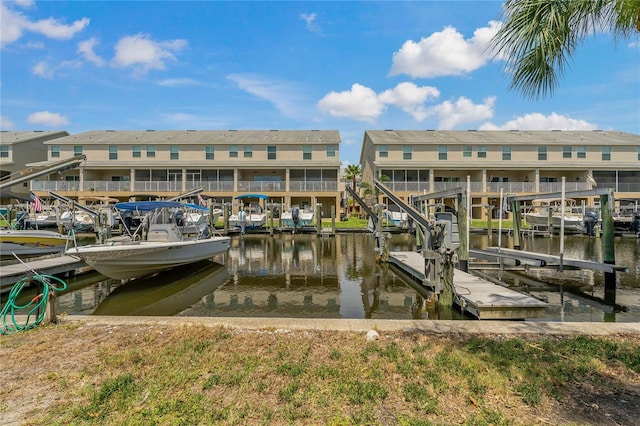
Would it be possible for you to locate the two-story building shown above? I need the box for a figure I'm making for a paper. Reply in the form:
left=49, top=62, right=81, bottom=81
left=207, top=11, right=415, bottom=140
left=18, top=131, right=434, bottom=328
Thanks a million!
left=34, top=130, right=342, bottom=217
left=360, top=130, right=640, bottom=219
left=0, top=130, right=69, bottom=198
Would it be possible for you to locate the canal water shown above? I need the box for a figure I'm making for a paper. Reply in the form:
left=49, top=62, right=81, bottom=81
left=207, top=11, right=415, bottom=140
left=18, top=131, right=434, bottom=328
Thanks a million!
left=38, top=233, right=640, bottom=322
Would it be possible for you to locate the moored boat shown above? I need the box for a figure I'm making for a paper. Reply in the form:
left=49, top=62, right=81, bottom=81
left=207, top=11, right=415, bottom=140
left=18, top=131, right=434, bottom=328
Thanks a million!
left=0, top=228, right=71, bottom=259
left=66, top=201, right=230, bottom=280
left=524, top=199, right=586, bottom=234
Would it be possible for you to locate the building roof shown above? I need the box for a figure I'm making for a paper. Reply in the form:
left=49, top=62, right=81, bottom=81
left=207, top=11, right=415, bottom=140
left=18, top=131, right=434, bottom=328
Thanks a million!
left=44, top=130, right=342, bottom=145
left=363, top=130, right=640, bottom=146
left=0, top=130, right=69, bottom=145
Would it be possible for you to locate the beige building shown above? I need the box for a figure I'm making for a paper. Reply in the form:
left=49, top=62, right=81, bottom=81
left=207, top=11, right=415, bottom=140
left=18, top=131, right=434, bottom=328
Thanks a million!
left=360, top=130, right=640, bottom=219
left=33, top=130, right=342, bottom=217
left=0, top=130, right=70, bottom=197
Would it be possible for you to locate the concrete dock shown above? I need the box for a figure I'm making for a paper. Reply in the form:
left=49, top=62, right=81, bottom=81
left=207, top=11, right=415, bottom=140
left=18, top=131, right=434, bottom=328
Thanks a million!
left=388, top=251, right=547, bottom=320
left=0, top=255, right=89, bottom=291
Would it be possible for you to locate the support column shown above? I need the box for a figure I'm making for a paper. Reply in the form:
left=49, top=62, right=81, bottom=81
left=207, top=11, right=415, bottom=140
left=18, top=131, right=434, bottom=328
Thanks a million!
left=511, top=199, right=521, bottom=250
left=600, top=190, right=616, bottom=301
left=457, top=193, right=468, bottom=273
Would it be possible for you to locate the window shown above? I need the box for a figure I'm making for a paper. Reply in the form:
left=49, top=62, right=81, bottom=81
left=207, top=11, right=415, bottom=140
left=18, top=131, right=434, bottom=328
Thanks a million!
left=638, top=147, right=640, bottom=161
left=577, top=146, right=586, bottom=159
left=170, top=145, right=179, bottom=160
left=438, top=145, right=447, bottom=160
left=601, top=146, right=611, bottom=161
left=51, top=145, right=60, bottom=158
left=267, top=145, right=276, bottom=160
left=303, top=145, right=312, bottom=160
left=132, top=145, right=141, bottom=158
left=229, top=145, right=238, bottom=158
left=502, top=146, right=511, bottom=161
left=403, top=145, right=412, bottom=160
left=326, top=145, right=336, bottom=157
left=538, top=146, right=547, bottom=161
left=108, top=145, right=118, bottom=160
left=243, top=145, right=253, bottom=158
left=463, top=145, right=472, bottom=158
left=477, top=145, right=486, bottom=158
left=378, top=145, right=388, bottom=158
left=563, top=146, right=572, bottom=159
left=147, top=145, right=156, bottom=158
left=0, top=145, right=9, bottom=158
left=205, top=146, right=214, bottom=160
left=73, top=145, right=83, bottom=157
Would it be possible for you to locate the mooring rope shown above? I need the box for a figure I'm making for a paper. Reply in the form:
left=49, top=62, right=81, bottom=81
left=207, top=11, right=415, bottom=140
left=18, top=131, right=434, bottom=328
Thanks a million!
left=0, top=272, right=67, bottom=335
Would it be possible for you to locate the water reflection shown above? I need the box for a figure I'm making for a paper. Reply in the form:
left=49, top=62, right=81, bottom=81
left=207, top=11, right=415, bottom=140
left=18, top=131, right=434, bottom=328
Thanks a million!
left=42, top=232, right=640, bottom=322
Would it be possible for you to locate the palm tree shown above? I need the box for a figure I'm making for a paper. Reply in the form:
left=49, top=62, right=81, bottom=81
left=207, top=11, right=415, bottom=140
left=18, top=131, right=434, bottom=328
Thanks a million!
left=490, top=0, right=639, bottom=99
left=344, top=164, right=362, bottom=216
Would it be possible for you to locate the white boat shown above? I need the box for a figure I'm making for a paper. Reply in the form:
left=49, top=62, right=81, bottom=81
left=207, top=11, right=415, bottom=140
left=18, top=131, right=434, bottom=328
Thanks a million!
left=280, top=206, right=314, bottom=230
left=0, top=228, right=71, bottom=259
left=383, top=209, right=409, bottom=229
left=228, top=194, right=268, bottom=231
left=66, top=201, right=230, bottom=280
left=524, top=199, right=585, bottom=234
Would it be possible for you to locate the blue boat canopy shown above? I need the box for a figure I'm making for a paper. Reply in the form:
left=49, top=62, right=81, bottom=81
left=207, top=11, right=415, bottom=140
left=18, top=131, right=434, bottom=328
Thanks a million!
left=235, top=194, right=269, bottom=200
left=115, top=201, right=208, bottom=211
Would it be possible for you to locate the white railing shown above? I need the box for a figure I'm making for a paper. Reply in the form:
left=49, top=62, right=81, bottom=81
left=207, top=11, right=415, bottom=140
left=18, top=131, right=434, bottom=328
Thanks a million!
left=289, top=181, right=338, bottom=192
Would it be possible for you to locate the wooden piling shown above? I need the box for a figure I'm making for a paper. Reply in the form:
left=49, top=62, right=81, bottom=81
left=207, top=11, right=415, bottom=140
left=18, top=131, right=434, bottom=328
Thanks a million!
left=330, top=205, right=336, bottom=235
left=223, top=203, right=230, bottom=235
left=486, top=205, right=494, bottom=237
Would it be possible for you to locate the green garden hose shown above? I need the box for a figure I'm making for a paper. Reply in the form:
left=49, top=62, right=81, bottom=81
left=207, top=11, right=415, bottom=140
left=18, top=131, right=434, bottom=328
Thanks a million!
left=0, top=274, right=67, bottom=335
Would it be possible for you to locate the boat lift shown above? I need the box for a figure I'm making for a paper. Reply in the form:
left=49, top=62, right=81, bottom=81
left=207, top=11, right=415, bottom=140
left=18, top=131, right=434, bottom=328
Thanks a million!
left=0, top=155, right=86, bottom=191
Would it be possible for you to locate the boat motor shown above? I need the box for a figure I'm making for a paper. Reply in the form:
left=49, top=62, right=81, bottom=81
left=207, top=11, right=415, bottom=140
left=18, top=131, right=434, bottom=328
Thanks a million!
left=292, top=207, right=300, bottom=226
left=632, top=211, right=640, bottom=234
left=583, top=211, right=598, bottom=236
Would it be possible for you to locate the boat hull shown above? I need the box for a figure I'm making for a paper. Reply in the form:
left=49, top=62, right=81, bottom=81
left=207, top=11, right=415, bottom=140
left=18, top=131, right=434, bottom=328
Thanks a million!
left=67, top=236, right=231, bottom=280
left=525, top=214, right=585, bottom=234
left=0, top=229, right=70, bottom=259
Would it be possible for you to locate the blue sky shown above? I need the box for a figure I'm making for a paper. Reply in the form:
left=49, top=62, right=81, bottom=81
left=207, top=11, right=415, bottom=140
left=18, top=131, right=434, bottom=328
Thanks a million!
left=1, top=0, right=639, bottom=165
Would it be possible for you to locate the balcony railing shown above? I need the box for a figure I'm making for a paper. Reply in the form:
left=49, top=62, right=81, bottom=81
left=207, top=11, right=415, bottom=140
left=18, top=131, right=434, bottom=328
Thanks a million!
left=289, top=181, right=338, bottom=192
left=238, top=181, right=286, bottom=192
left=32, top=179, right=639, bottom=195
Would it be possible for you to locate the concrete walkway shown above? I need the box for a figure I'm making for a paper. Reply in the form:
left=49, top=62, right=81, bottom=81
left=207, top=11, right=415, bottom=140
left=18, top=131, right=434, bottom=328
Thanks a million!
left=62, top=316, right=640, bottom=336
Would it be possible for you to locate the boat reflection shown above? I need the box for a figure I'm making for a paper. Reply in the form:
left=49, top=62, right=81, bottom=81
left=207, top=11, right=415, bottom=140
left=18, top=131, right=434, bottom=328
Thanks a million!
left=92, top=260, right=229, bottom=316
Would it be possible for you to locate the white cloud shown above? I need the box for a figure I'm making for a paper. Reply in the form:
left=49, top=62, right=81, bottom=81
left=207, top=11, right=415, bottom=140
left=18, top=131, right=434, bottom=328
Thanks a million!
left=13, top=0, right=35, bottom=8
left=157, top=78, right=206, bottom=87
left=379, top=82, right=440, bottom=121
left=1, top=2, right=89, bottom=47
left=32, top=59, right=81, bottom=78
left=428, top=96, right=496, bottom=129
left=318, top=82, right=441, bottom=122
left=227, top=73, right=308, bottom=118
left=389, top=21, right=501, bottom=78
left=317, top=84, right=386, bottom=123
left=479, top=112, right=597, bottom=130
left=27, top=111, right=70, bottom=127
left=629, top=40, right=640, bottom=49
left=0, top=115, right=15, bottom=130
left=112, top=33, right=187, bottom=75
left=32, top=61, right=53, bottom=78
left=78, top=37, right=105, bottom=66
left=301, top=12, right=320, bottom=33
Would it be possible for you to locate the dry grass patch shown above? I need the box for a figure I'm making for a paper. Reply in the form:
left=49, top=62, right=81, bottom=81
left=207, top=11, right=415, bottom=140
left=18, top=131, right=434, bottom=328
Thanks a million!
left=1, top=323, right=638, bottom=425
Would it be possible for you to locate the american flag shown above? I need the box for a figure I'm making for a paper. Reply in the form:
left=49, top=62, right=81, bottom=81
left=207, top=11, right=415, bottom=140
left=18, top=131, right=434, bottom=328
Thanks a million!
left=197, top=194, right=207, bottom=207
left=30, top=191, right=43, bottom=212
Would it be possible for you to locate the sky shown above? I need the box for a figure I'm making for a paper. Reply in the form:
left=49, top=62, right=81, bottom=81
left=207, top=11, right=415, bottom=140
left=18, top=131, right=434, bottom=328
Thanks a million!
left=1, top=0, right=639, bottom=165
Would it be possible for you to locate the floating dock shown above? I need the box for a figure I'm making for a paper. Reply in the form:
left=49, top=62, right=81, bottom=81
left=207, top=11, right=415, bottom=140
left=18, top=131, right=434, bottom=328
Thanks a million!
left=388, top=251, right=546, bottom=320
left=0, top=255, right=89, bottom=292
